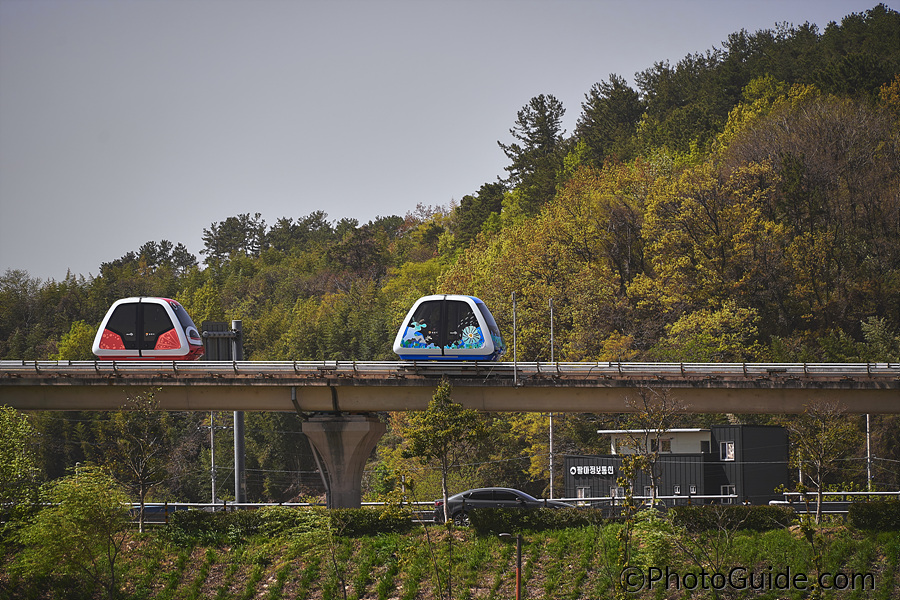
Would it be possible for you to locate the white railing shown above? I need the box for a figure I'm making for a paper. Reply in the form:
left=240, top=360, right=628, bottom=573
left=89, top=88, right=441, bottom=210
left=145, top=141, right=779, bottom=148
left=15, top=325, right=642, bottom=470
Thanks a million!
left=769, top=490, right=900, bottom=517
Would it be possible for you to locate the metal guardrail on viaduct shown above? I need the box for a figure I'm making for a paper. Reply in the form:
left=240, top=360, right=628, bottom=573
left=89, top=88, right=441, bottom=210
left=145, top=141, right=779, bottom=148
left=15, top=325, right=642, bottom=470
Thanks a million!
left=2, top=360, right=898, bottom=414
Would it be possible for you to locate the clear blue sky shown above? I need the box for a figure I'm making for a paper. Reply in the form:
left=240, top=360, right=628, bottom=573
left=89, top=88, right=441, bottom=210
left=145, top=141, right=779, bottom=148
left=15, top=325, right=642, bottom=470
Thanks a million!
left=1, top=0, right=894, bottom=281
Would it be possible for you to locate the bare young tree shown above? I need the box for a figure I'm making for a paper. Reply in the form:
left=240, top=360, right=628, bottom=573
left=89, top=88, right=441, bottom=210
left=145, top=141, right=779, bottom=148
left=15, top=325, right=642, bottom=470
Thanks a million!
left=99, top=389, right=174, bottom=533
left=615, top=386, right=688, bottom=506
left=781, top=399, right=861, bottom=523
left=400, top=379, right=488, bottom=524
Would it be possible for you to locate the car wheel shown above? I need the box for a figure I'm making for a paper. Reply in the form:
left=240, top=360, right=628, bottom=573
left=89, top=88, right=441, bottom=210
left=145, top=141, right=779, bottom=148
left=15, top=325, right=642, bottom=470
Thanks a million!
left=452, top=511, right=470, bottom=527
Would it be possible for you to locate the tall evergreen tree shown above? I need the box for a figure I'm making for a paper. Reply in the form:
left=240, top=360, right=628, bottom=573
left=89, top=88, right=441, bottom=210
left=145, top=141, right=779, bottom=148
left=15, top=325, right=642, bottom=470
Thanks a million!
left=576, top=74, right=644, bottom=165
left=200, top=212, right=267, bottom=264
left=454, top=182, right=505, bottom=246
left=498, top=94, right=568, bottom=216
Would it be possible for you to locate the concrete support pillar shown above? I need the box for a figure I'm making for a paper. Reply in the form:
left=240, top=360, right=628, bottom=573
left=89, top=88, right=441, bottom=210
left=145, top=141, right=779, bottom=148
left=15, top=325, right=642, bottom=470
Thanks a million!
left=302, top=413, right=386, bottom=508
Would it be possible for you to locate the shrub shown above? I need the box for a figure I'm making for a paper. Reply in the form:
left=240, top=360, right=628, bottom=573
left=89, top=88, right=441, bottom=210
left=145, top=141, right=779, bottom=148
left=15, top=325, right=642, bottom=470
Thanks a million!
left=469, top=507, right=604, bottom=535
left=12, top=466, right=131, bottom=599
left=256, top=505, right=330, bottom=537
left=848, top=500, right=900, bottom=531
left=669, top=505, right=795, bottom=533
left=165, top=506, right=413, bottom=544
left=632, top=508, right=679, bottom=568
left=167, top=510, right=237, bottom=545
left=329, top=506, right=414, bottom=537
left=165, top=508, right=273, bottom=545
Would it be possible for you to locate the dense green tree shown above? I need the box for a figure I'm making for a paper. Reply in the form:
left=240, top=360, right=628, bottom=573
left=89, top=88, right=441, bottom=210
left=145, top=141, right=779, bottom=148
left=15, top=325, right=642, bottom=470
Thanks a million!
left=260, top=296, right=323, bottom=360
left=641, top=159, right=783, bottom=321
left=390, top=204, right=453, bottom=263
left=815, top=4, right=900, bottom=99
left=13, top=465, right=130, bottom=599
left=380, top=257, right=446, bottom=333
left=52, top=320, right=96, bottom=360
left=650, top=301, right=765, bottom=362
left=454, top=182, right=505, bottom=247
left=201, top=212, right=267, bottom=265
left=0, top=406, right=39, bottom=535
left=176, top=278, right=226, bottom=326
left=0, top=270, right=42, bottom=359
left=318, top=279, right=392, bottom=360
left=576, top=74, right=644, bottom=165
left=499, top=94, right=569, bottom=216
left=723, top=92, right=900, bottom=337
left=28, top=412, right=102, bottom=482
left=859, top=317, right=900, bottom=361
left=327, top=218, right=401, bottom=282
left=634, top=52, right=724, bottom=153
left=264, top=211, right=334, bottom=254
left=100, top=240, right=197, bottom=277
left=96, top=240, right=197, bottom=306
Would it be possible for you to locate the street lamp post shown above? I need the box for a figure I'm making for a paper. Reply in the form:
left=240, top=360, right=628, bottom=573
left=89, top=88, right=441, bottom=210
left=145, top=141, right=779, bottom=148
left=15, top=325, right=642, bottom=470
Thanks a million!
left=499, top=532, right=523, bottom=600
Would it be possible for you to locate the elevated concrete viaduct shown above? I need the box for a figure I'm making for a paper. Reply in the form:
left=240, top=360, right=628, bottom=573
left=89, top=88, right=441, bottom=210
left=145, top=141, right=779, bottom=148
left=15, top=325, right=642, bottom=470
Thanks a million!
left=3, top=360, right=898, bottom=507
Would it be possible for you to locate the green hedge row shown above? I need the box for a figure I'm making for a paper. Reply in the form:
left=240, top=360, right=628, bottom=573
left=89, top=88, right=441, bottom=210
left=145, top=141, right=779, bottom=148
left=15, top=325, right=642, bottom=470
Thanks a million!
left=468, top=507, right=605, bottom=535
left=669, top=505, right=796, bottom=532
left=165, top=505, right=413, bottom=545
left=329, top=506, right=414, bottom=536
left=848, top=500, right=900, bottom=530
left=161, top=501, right=899, bottom=545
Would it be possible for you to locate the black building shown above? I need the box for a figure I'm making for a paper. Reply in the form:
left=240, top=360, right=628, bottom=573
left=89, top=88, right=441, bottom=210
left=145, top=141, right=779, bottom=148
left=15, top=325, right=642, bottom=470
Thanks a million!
left=565, top=425, right=789, bottom=506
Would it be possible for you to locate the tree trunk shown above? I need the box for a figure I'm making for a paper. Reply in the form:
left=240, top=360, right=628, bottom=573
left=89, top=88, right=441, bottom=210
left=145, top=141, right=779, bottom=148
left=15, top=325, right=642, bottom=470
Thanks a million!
left=441, top=458, right=450, bottom=523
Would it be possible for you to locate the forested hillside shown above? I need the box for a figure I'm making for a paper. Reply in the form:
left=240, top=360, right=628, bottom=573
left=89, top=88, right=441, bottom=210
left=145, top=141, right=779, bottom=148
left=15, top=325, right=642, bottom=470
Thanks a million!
left=3, top=4, right=900, bottom=503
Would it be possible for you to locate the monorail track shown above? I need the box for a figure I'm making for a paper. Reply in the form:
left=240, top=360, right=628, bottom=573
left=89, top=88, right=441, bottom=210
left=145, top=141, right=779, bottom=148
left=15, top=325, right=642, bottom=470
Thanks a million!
left=2, top=361, right=898, bottom=414
left=2, top=359, right=899, bottom=381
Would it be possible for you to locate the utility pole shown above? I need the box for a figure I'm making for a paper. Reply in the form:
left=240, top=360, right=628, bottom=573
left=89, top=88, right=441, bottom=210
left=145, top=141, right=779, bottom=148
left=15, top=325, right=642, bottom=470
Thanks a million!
left=512, top=292, right=518, bottom=387
left=866, top=413, right=872, bottom=491
left=232, top=320, right=245, bottom=504
left=202, top=319, right=246, bottom=504
left=549, top=298, right=554, bottom=498
left=210, top=411, right=216, bottom=502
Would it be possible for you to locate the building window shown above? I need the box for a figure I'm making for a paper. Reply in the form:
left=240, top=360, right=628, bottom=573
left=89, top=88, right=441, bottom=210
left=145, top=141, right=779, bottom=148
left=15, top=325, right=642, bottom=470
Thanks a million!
left=721, top=484, right=736, bottom=504
left=613, top=437, right=643, bottom=454
left=576, top=487, right=590, bottom=506
left=673, top=485, right=681, bottom=495
left=650, top=438, right=672, bottom=453
left=689, top=484, right=697, bottom=495
left=720, top=441, right=735, bottom=461
left=610, top=486, right=625, bottom=498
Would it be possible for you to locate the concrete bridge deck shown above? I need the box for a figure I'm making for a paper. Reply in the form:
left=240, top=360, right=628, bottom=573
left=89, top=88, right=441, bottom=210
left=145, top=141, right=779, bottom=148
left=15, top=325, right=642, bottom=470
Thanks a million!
left=3, top=360, right=898, bottom=414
